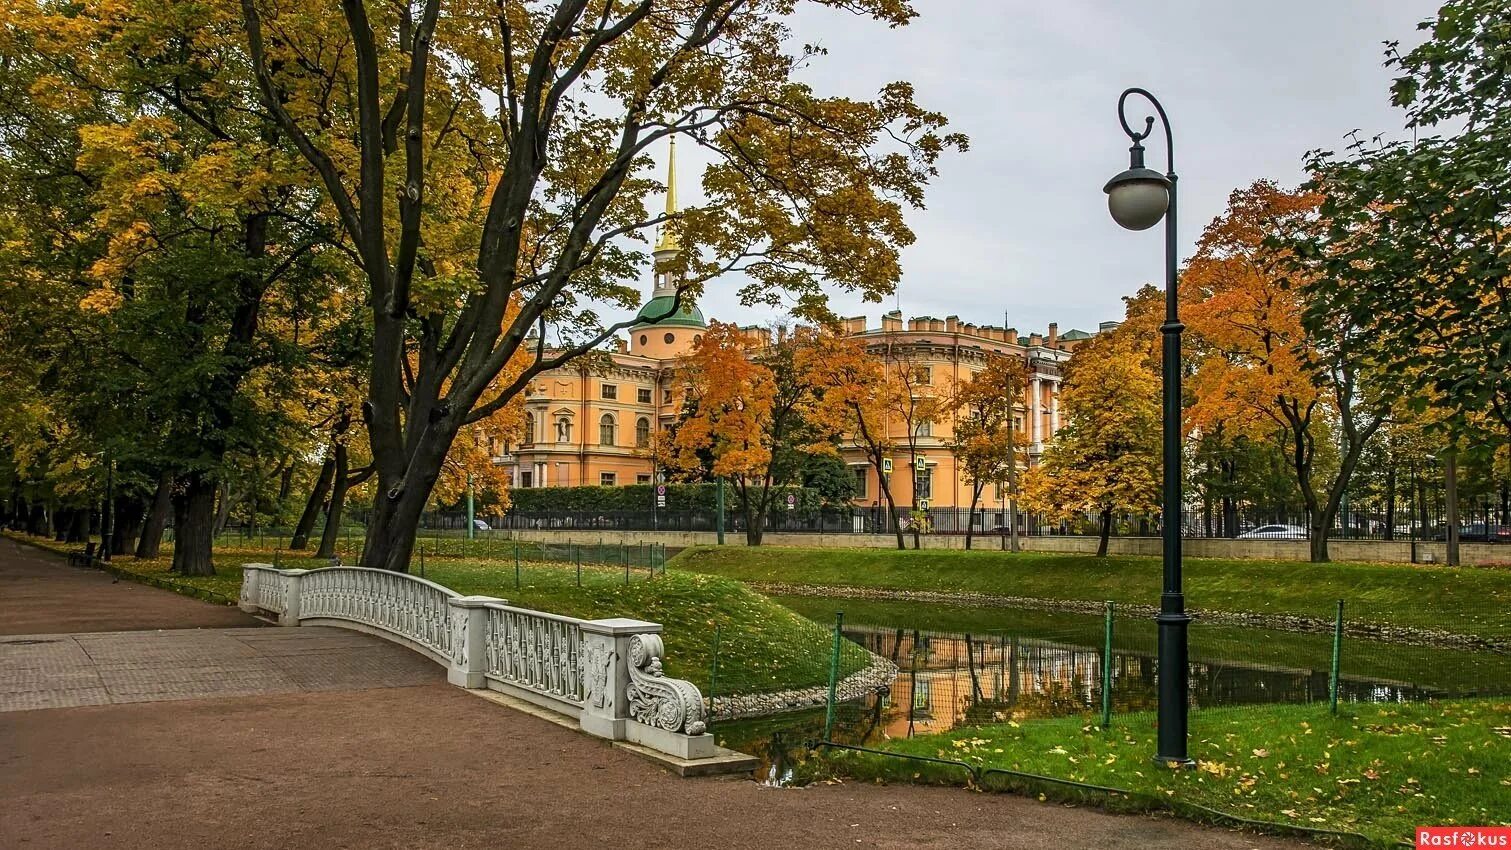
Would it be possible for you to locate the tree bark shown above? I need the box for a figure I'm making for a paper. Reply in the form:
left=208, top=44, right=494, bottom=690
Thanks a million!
left=290, top=456, right=336, bottom=550
left=171, top=472, right=218, bottom=576
left=136, top=470, right=173, bottom=559
left=212, top=479, right=232, bottom=537
left=316, top=445, right=352, bottom=561
left=67, top=509, right=89, bottom=544
left=1383, top=465, right=1397, bottom=541
left=1096, top=507, right=1113, bottom=557
left=964, top=481, right=984, bottom=550
left=111, top=495, right=145, bottom=557
left=1445, top=451, right=1460, bottom=566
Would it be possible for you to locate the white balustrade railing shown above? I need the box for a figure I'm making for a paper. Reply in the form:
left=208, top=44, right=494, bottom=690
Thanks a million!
left=239, top=564, right=714, bottom=761
left=483, top=604, right=583, bottom=709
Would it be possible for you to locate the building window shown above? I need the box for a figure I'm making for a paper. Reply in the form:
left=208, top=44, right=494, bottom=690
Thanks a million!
left=916, top=418, right=933, bottom=438
left=599, top=413, right=616, bottom=446
left=913, top=365, right=932, bottom=385
left=635, top=417, right=651, bottom=448
left=915, top=469, right=933, bottom=500
left=694, top=334, right=703, bottom=345
left=601, top=384, right=617, bottom=400
left=520, top=469, right=534, bottom=488
left=555, top=416, right=572, bottom=443
left=639, top=334, right=648, bottom=346
left=522, top=413, right=534, bottom=446
left=636, top=473, right=652, bottom=484
left=853, top=467, right=868, bottom=498
left=664, top=332, right=675, bottom=344
left=637, top=387, right=652, bottom=404
left=600, top=472, right=617, bottom=486
left=662, top=388, right=672, bottom=404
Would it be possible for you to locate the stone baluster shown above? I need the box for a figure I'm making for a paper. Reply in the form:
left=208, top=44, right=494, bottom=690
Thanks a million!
left=276, top=569, right=309, bottom=626
left=446, top=596, right=506, bottom=688
left=238, top=564, right=268, bottom=613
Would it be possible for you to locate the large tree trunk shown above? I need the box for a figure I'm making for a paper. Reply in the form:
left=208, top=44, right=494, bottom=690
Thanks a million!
left=171, top=472, right=218, bottom=576
left=111, top=495, right=145, bottom=557
left=212, top=479, right=232, bottom=537
left=1096, top=507, right=1113, bottom=557
left=316, top=445, right=352, bottom=561
left=964, top=482, right=983, bottom=550
left=1383, top=465, right=1396, bottom=541
left=136, top=470, right=173, bottom=559
left=290, top=456, right=336, bottom=550
left=1445, top=452, right=1460, bottom=566
left=67, top=509, right=89, bottom=544
left=873, top=459, right=906, bottom=550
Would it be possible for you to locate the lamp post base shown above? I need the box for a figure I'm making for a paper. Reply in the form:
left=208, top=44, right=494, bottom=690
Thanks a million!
left=1154, top=607, right=1192, bottom=765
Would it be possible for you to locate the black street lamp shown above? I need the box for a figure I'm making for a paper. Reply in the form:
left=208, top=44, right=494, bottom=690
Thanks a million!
left=1104, top=87, right=1192, bottom=767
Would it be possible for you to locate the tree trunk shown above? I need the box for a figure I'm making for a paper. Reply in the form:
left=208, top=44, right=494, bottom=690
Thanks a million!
left=316, top=445, right=352, bottom=561
left=874, top=459, right=906, bottom=550
left=212, top=479, right=232, bottom=537
left=111, top=495, right=145, bottom=557
left=1096, top=507, right=1112, bottom=557
left=290, top=456, right=336, bottom=550
left=171, top=472, right=218, bottom=576
left=67, top=509, right=89, bottom=544
left=136, top=470, right=173, bottom=559
left=1383, top=465, right=1397, bottom=541
left=964, top=482, right=983, bottom=549
left=1445, top=452, right=1460, bottom=566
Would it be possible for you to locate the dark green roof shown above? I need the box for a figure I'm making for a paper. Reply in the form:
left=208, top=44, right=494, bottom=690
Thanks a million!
left=633, top=295, right=707, bottom=329
left=1059, top=329, right=1093, bottom=341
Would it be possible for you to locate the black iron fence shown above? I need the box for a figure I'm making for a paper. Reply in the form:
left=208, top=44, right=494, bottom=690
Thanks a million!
left=460, top=497, right=1511, bottom=543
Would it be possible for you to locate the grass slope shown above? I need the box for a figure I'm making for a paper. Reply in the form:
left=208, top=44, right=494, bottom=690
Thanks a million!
left=677, top=547, right=1511, bottom=642
left=819, top=699, right=1511, bottom=848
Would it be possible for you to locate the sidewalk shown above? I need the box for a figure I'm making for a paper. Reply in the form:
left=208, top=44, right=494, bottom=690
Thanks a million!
left=0, top=542, right=1302, bottom=850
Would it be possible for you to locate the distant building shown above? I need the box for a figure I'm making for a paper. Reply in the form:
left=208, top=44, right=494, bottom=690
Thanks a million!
left=492, top=142, right=1107, bottom=510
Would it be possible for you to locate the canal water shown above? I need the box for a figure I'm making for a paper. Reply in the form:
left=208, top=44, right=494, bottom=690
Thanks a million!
left=712, top=595, right=1511, bottom=785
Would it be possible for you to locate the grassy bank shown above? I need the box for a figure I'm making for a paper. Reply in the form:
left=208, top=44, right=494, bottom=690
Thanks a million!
left=677, top=547, right=1511, bottom=642
left=773, top=595, right=1511, bottom=697
left=6, top=532, right=864, bottom=696
left=817, top=699, right=1511, bottom=848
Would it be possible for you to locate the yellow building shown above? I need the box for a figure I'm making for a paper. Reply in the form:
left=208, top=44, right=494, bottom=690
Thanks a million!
left=493, top=143, right=1110, bottom=510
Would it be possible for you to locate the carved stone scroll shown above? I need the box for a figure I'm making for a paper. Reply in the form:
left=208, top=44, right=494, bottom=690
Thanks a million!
left=625, top=634, right=706, bottom=736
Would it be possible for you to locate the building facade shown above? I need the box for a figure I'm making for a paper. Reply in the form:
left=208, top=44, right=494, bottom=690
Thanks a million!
left=492, top=144, right=1109, bottom=509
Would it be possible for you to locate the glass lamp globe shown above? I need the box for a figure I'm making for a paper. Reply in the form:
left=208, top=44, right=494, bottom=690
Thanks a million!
left=1104, top=167, right=1171, bottom=231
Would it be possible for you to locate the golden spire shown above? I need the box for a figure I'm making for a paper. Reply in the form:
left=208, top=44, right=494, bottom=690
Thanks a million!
left=654, top=137, right=679, bottom=255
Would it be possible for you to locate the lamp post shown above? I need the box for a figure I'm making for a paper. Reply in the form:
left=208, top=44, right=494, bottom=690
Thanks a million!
left=1103, top=87, right=1192, bottom=767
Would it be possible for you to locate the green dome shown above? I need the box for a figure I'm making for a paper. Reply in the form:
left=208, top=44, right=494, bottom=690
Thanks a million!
left=633, top=295, right=707, bottom=329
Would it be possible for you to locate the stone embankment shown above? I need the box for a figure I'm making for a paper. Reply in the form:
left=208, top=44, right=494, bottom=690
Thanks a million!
left=708, top=653, right=898, bottom=721
left=751, top=582, right=1508, bottom=653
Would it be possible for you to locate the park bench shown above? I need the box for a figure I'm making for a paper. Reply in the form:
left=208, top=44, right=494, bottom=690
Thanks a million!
left=67, top=541, right=97, bottom=566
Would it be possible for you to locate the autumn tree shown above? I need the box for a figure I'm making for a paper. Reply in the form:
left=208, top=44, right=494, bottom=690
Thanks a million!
left=1022, top=333, right=1160, bottom=557
left=1185, top=180, right=1386, bottom=561
left=881, top=347, right=945, bottom=548
left=803, top=331, right=907, bottom=549
left=237, top=0, right=963, bottom=570
left=664, top=322, right=832, bottom=544
left=948, top=354, right=1028, bottom=549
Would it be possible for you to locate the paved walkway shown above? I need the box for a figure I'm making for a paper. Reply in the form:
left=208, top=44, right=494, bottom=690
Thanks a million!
left=0, top=541, right=1301, bottom=850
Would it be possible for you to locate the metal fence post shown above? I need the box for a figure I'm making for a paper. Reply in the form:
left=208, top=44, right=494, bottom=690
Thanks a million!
left=575, top=546, right=582, bottom=587
left=823, top=611, right=845, bottom=742
left=514, top=544, right=520, bottom=590
left=1329, top=599, right=1344, bottom=715
left=1101, top=601, right=1114, bottom=729
left=708, top=624, right=721, bottom=733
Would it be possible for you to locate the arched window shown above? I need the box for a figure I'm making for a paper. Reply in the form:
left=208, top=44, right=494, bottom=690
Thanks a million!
left=635, top=417, right=651, bottom=448
left=555, top=415, right=572, bottom=443
left=599, top=413, right=616, bottom=446
left=522, top=413, right=534, bottom=446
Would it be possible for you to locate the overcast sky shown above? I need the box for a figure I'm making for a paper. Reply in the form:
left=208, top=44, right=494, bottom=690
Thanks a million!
left=646, top=0, right=1441, bottom=337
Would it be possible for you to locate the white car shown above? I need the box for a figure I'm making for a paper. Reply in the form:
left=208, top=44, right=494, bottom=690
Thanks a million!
left=1236, top=524, right=1307, bottom=540
left=471, top=519, right=492, bottom=531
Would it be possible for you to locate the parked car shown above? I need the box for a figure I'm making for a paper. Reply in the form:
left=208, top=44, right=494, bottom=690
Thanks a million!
left=471, top=518, right=492, bottom=532
left=1429, top=523, right=1511, bottom=543
left=1235, top=524, right=1308, bottom=540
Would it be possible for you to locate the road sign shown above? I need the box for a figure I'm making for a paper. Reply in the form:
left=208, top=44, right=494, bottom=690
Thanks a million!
left=881, top=457, right=893, bottom=474
left=786, top=493, right=796, bottom=511
left=656, top=484, right=667, bottom=508
left=919, top=499, right=930, bottom=511
left=915, top=456, right=927, bottom=472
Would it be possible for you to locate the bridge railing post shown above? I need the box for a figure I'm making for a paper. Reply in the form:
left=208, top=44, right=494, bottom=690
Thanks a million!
left=446, top=596, right=505, bottom=688
left=276, top=569, right=309, bottom=626
left=238, top=565, right=265, bottom=613
left=578, top=617, right=660, bottom=742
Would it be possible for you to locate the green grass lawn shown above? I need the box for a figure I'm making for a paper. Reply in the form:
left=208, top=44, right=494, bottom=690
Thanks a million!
left=676, top=547, right=1511, bottom=643
left=6, top=532, right=864, bottom=697
left=774, top=595, right=1511, bottom=698
left=817, top=699, right=1511, bottom=848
